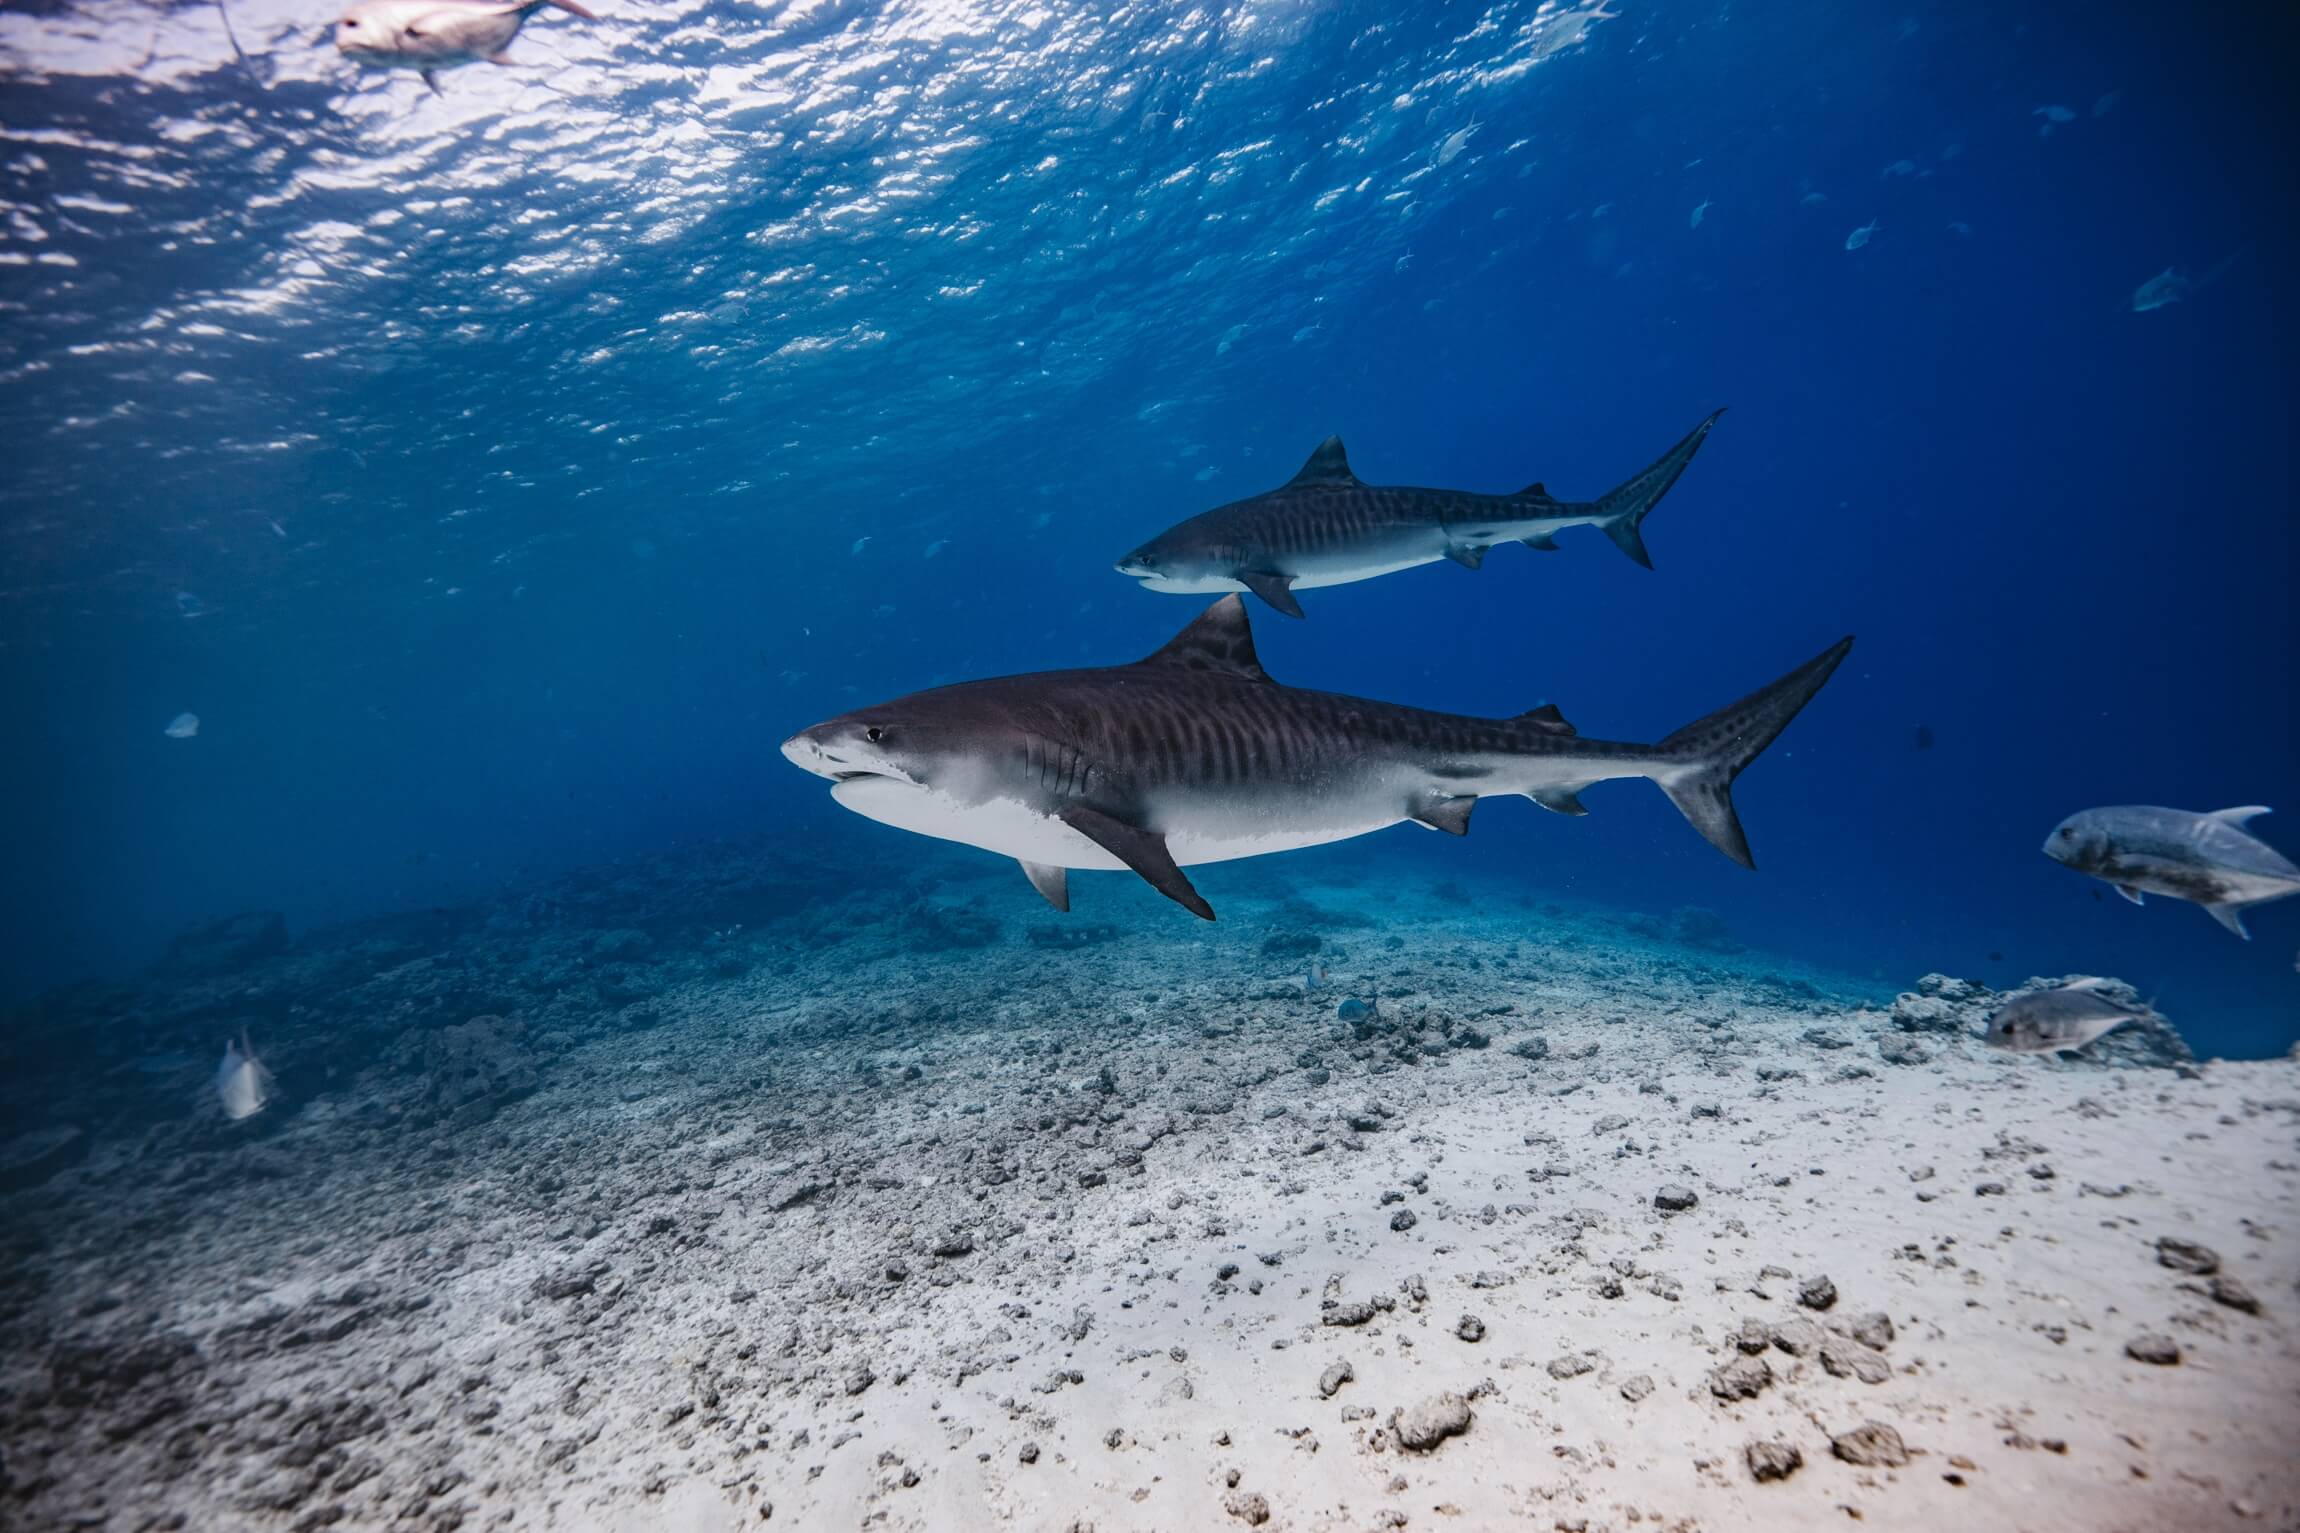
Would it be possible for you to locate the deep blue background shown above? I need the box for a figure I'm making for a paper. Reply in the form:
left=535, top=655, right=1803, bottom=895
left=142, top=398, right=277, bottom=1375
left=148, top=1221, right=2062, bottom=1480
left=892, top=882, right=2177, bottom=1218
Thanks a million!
left=3, top=0, right=2293, bottom=1053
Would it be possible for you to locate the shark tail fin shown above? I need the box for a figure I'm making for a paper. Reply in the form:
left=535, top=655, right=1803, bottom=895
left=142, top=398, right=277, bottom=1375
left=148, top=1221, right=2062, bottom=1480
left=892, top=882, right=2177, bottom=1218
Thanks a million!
left=1589, top=408, right=1725, bottom=570
left=1653, top=635, right=1853, bottom=867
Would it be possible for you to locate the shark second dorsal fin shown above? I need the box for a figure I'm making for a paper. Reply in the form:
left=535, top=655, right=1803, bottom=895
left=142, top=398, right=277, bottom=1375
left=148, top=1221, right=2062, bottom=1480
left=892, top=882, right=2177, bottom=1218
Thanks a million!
left=1140, top=595, right=1270, bottom=680
left=1514, top=702, right=1577, bottom=735
left=1287, top=436, right=1357, bottom=487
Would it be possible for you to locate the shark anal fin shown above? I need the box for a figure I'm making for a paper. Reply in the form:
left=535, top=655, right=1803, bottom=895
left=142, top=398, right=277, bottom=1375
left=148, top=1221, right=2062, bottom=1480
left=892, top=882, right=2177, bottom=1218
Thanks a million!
left=1409, top=793, right=1476, bottom=835
left=1139, top=595, right=1268, bottom=679
left=1238, top=570, right=1304, bottom=619
left=1514, top=702, right=1576, bottom=735
left=1443, top=544, right=1486, bottom=570
left=1020, top=860, right=1070, bottom=912
left=1059, top=805, right=1214, bottom=920
left=1530, top=786, right=1588, bottom=816
left=2205, top=902, right=2252, bottom=939
left=2116, top=884, right=2145, bottom=906
left=1520, top=533, right=1561, bottom=551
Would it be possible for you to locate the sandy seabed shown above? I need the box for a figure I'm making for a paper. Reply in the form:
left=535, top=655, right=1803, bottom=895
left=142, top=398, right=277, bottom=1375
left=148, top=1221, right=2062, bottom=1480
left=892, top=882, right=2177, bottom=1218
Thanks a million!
left=2, top=848, right=2295, bottom=1533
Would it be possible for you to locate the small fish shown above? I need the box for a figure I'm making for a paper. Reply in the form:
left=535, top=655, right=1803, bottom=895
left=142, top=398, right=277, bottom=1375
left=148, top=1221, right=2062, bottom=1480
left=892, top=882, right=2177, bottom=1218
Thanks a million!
left=1799, top=191, right=1829, bottom=206
left=922, top=539, right=950, bottom=559
left=1689, top=199, right=1712, bottom=229
left=2131, top=267, right=2189, bottom=312
left=1984, top=978, right=2144, bottom=1055
left=1881, top=159, right=1917, bottom=178
left=2033, top=104, right=2076, bottom=130
left=2092, top=90, right=2122, bottom=118
left=335, top=0, right=599, bottom=94
left=1433, top=122, right=1480, bottom=168
left=165, top=712, right=200, bottom=739
left=1336, top=997, right=1378, bottom=1023
left=851, top=535, right=874, bottom=555
left=1845, top=219, right=1880, bottom=250
left=1947, top=220, right=1973, bottom=237
left=175, top=590, right=204, bottom=617
left=1912, top=723, right=1933, bottom=751
left=2046, top=804, right=2300, bottom=939
left=217, top=1029, right=275, bottom=1120
left=1305, top=961, right=1329, bottom=992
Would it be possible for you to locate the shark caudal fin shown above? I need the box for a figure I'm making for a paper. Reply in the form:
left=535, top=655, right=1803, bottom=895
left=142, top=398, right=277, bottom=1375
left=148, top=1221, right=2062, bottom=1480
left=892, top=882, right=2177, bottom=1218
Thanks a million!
left=1654, top=635, right=1852, bottom=868
left=1589, top=408, right=1725, bottom=570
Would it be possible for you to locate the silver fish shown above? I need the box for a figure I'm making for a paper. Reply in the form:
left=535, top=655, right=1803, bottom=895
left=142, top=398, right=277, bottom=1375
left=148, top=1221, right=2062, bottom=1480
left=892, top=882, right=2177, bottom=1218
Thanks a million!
left=1984, top=978, right=2144, bottom=1054
left=2046, top=804, right=2300, bottom=939
left=1114, top=413, right=1722, bottom=618
left=1336, top=997, right=1378, bottom=1022
left=217, top=1029, right=275, bottom=1121
left=782, top=596, right=1851, bottom=920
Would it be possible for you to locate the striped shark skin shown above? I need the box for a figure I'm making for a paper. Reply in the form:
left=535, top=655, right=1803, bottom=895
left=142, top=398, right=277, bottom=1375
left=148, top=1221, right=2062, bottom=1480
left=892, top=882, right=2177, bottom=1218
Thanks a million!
left=783, top=596, right=1852, bottom=920
left=1115, top=410, right=1724, bottom=617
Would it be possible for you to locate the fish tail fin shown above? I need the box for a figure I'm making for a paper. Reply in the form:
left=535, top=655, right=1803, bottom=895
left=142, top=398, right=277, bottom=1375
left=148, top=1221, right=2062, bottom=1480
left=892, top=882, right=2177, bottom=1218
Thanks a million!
left=1653, top=635, right=1853, bottom=867
left=1587, top=408, right=1725, bottom=570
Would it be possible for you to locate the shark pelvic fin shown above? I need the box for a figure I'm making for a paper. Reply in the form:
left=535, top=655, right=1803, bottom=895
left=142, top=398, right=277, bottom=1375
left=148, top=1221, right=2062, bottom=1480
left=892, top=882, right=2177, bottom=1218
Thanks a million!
left=2205, top=901, right=2252, bottom=939
left=2207, top=805, right=2271, bottom=827
left=1520, top=532, right=1561, bottom=551
left=1444, top=544, right=1487, bottom=569
left=1530, top=786, right=1588, bottom=816
left=1514, top=702, right=1576, bottom=735
left=1408, top=793, right=1476, bottom=835
left=1059, top=805, right=1214, bottom=920
left=1238, top=570, right=1304, bottom=619
left=1020, top=860, right=1070, bottom=912
left=1286, top=436, right=1357, bottom=487
left=2117, top=885, right=2145, bottom=906
left=420, top=68, right=443, bottom=93
left=1139, top=595, right=1269, bottom=680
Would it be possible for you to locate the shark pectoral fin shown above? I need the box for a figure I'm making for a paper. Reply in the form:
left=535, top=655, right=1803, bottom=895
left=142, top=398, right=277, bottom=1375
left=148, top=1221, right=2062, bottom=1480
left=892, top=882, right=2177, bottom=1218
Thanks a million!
left=2205, top=902, right=2252, bottom=939
left=1408, top=793, right=1476, bottom=835
left=2116, top=884, right=2145, bottom=906
left=1238, top=570, right=1304, bottom=619
left=1058, top=805, right=1214, bottom=920
left=1513, top=703, right=1576, bottom=735
left=1443, top=544, right=1487, bottom=569
left=1020, top=860, right=1070, bottom=912
left=2207, top=805, right=2272, bottom=827
left=1520, top=533, right=1561, bottom=551
left=1530, top=786, right=1588, bottom=816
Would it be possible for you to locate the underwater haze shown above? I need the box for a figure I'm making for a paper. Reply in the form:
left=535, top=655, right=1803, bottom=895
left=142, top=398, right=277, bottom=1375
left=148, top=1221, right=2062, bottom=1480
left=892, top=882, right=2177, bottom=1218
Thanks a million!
left=10, top=5, right=2300, bottom=1532
left=1, top=0, right=2295, bottom=1049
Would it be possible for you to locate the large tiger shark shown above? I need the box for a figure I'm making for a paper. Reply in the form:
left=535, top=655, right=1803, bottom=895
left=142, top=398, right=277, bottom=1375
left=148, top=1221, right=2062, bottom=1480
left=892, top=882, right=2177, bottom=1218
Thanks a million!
left=1114, top=411, right=1723, bottom=617
left=782, top=596, right=1851, bottom=919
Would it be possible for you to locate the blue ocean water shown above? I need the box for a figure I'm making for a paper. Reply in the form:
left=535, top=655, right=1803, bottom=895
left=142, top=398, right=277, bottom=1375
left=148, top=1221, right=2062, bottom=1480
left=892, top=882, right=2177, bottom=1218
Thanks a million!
left=1, top=0, right=2292, bottom=1054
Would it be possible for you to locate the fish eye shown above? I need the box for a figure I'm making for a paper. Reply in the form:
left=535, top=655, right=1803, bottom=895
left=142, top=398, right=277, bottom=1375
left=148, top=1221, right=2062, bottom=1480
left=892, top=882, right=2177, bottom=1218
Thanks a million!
left=2058, top=826, right=2075, bottom=840
left=865, top=726, right=885, bottom=743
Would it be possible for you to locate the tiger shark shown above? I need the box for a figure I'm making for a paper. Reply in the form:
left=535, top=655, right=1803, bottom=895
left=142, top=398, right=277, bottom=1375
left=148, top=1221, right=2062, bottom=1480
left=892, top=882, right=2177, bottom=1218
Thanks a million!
left=782, top=597, right=1851, bottom=919
left=1115, top=410, right=1723, bottom=617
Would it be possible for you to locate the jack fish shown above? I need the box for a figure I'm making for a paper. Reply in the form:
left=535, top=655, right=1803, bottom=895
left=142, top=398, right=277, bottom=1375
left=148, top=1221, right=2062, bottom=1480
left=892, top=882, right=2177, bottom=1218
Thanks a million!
left=2046, top=804, right=2300, bottom=939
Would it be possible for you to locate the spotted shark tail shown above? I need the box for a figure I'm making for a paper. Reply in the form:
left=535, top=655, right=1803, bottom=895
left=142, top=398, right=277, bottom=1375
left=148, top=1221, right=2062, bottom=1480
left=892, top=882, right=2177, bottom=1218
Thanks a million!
left=1653, top=633, right=1853, bottom=868
left=1573, top=408, right=1726, bottom=570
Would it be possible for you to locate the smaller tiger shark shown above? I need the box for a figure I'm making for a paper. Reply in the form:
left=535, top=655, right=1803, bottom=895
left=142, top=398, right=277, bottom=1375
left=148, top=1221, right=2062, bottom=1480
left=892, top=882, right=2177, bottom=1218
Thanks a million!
left=1115, top=410, right=1723, bottom=617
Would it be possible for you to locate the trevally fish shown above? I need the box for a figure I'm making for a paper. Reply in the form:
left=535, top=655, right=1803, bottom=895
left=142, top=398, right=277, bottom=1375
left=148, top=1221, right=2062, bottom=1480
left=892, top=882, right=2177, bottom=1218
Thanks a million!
left=782, top=596, right=1851, bottom=920
left=1984, top=978, right=2145, bottom=1055
left=2045, top=804, right=2300, bottom=939
left=335, top=0, right=598, bottom=94
left=1114, top=412, right=1723, bottom=618
left=217, top=1029, right=275, bottom=1121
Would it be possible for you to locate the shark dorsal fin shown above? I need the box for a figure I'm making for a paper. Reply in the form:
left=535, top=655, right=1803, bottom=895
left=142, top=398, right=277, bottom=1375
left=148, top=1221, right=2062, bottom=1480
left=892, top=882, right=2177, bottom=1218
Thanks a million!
left=2208, top=805, right=2271, bottom=827
left=1287, top=436, right=1357, bottom=487
left=1140, top=595, right=1269, bottom=681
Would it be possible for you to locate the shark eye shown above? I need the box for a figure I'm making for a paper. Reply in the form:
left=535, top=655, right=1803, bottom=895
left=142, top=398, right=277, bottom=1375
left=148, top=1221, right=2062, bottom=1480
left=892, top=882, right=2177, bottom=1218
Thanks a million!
left=865, top=726, right=885, bottom=743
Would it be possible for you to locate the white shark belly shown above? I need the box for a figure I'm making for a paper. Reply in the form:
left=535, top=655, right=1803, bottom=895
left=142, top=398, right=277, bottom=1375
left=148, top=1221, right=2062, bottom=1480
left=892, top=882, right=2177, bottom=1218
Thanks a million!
left=830, top=776, right=1404, bottom=869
